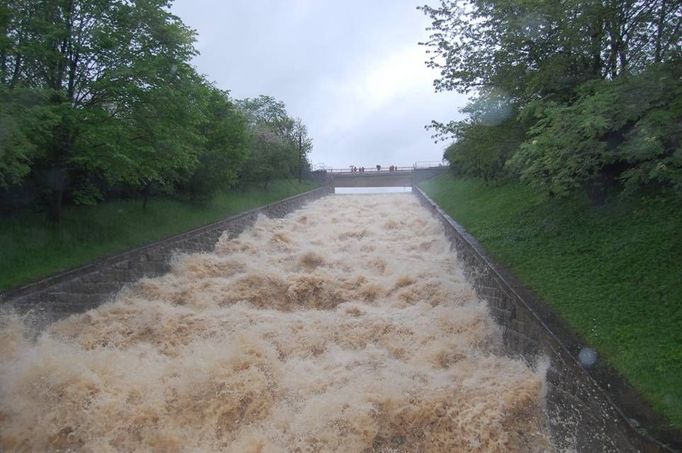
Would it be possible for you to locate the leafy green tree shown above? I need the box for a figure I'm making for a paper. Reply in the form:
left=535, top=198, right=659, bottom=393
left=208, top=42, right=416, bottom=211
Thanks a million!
left=0, top=86, right=56, bottom=188
left=186, top=85, right=248, bottom=200
left=0, top=0, right=312, bottom=221
left=237, top=95, right=312, bottom=188
left=73, top=64, right=204, bottom=207
left=237, top=96, right=292, bottom=133
left=420, top=0, right=681, bottom=100
left=420, top=0, right=681, bottom=198
left=444, top=119, right=524, bottom=181
left=292, top=117, right=313, bottom=182
left=1, top=0, right=197, bottom=221
left=508, top=62, right=682, bottom=200
left=437, top=87, right=523, bottom=179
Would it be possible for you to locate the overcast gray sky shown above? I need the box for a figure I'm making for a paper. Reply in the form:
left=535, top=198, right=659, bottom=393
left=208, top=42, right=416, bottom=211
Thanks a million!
left=171, top=0, right=468, bottom=169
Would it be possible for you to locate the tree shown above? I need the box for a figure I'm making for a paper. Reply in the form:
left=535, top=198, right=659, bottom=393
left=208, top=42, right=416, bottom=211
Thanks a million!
left=74, top=65, right=205, bottom=207
left=420, top=0, right=682, bottom=198
left=508, top=62, right=682, bottom=200
left=444, top=119, right=524, bottom=181
left=420, top=0, right=681, bottom=100
left=186, top=84, right=248, bottom=200
left=0, top=1, right=312, bottom=221
left=292, top=118, right=313, bottom=182
left=0, top=86, right=57, bottom=188
left=436, top=86, right=522, bottom=179
left=1, top=0, right=197, bottom=221
left=237, top=95, right=312, bottom=187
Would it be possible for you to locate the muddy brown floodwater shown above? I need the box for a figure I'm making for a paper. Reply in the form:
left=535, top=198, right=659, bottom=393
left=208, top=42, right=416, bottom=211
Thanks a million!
left=0, top=194, right=553, bottom=452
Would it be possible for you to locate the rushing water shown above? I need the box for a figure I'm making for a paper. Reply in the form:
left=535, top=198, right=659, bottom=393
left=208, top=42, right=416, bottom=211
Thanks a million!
left=0, top=194, right=552, bottom=452
left=334, top=187, right=412, bottom=194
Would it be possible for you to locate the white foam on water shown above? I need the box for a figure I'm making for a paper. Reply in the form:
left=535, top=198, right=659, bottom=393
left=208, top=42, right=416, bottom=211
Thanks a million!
left=0, top=194, right=552, bottom=452
left=334, top=187, right=412, bottom=194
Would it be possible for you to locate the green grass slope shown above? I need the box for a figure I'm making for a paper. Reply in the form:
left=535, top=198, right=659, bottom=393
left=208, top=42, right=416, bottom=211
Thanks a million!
left=0, top=180, right=316, bottom=290
left=421, top=174, right=682, bottom=429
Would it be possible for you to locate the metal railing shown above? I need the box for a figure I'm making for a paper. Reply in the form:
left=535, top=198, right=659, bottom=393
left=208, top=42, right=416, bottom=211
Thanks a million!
left=313, top=161, right=447, bottom=175
left=321, top=167, right=414, bottom=175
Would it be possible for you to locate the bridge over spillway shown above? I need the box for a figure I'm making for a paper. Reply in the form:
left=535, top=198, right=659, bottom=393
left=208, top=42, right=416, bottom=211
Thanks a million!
left=322, top=165, right=449, bottom=188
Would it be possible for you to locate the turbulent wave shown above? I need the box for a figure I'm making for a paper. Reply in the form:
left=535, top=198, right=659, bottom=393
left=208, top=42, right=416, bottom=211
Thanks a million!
left=0, top=194, right=551, bottom=452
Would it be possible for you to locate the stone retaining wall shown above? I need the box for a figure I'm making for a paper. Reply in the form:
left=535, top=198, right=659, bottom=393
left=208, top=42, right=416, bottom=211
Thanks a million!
left=413, top=186, right=678, bottom=453
left=0, top=186, right=332, bottom=328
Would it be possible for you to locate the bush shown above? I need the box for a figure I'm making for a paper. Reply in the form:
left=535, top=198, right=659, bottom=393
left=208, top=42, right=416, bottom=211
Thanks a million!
left=508, top=62, right=682, bottom=200
left=444, top=118, right=524, bottom=181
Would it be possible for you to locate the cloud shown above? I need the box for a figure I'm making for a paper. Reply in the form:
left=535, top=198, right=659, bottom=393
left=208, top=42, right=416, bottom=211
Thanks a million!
left=171, top=0, right=468, bottom=167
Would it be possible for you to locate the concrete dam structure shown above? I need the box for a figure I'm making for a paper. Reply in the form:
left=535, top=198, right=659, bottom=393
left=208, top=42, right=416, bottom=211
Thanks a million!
left=327, top=167, right=449, bottom=189
left=0, top=180, right=676, bottom=451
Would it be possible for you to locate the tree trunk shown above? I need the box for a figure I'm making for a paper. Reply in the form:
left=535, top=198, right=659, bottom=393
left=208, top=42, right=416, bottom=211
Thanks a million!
left=142, top=182, right=152, bottom=210
left=46, top=168, right=67, bottom=223
left=297, top=132, right=303, bottom=183
left=0, top=48, right=6, bottom=86
left=655, top=0, right=668, bottom=63
left=47, top=189, right=63, bottom=224
left=9, top=54, right=22, bottom=88
left=45, top=117, right=75, bottom=223
left=584, top=180, right=607, bottom=207
left=590, top=19, right=604, bottom=77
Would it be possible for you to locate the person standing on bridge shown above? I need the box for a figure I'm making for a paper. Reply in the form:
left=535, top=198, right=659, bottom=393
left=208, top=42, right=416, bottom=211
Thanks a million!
left=376, top=165, right=381, bottom=172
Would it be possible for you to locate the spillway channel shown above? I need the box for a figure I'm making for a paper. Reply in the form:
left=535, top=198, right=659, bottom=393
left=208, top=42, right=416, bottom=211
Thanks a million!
left=0, top=194, right=551, bottom=451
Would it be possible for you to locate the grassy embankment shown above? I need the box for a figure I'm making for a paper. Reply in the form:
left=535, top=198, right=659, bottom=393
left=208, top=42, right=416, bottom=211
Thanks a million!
left=421, top=174, right=682, bottom=429
left=0, top=179, right=316, bottom=290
